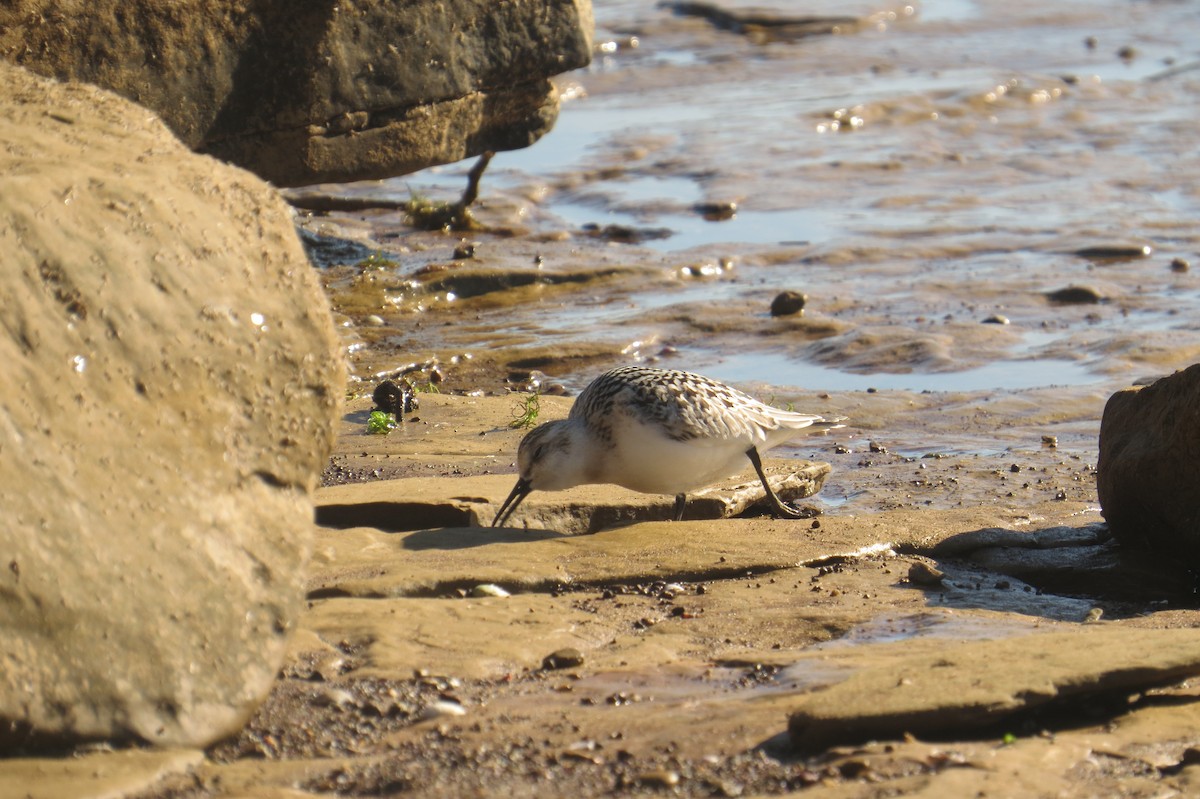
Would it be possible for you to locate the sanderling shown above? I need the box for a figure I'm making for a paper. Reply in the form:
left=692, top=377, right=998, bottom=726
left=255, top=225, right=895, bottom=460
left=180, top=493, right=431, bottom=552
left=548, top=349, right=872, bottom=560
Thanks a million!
left=492, top=365, right=843, bottom=527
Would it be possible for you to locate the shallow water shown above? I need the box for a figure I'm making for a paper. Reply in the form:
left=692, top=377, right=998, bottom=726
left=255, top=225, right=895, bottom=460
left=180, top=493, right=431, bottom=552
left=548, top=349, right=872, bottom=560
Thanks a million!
left=298, top=0, right=1200, bottom=428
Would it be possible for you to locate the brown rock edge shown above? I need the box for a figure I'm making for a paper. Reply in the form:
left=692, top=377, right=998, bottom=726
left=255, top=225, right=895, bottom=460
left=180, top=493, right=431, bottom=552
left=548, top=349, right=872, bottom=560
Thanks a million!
left=1098, top=363, right=1200, bottom=565
left=0, top=0, right=594, bottom=185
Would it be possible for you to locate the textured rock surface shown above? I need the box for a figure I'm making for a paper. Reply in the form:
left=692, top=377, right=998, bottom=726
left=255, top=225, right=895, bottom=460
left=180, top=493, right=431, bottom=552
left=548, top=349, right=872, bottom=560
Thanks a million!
left=0, top=0, right=594, bottom=186
left=787, top=627, right=1200, bottom=751
left=0, top=64, right=342, bottom=747
left=1098, top=365, right=1200, bottom=563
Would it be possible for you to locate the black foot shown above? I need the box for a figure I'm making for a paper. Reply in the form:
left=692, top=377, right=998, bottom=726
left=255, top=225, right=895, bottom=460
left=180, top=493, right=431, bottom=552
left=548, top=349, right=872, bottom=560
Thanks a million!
left=745, top=446, right=814, bottom=520
left=672, top=493, right=687, bottom=522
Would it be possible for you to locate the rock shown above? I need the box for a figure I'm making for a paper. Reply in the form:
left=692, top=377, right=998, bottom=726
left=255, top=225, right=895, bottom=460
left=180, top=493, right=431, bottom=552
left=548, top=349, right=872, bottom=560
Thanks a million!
left=0, top=65, right=342, bottom=748
left=471, top=584, right=512, bottom=598
left=694, top=200, right=738, bottom=220
left=907, top=561, right=945, bottom=586
left=1098, top=364, right=1200, bottom=565
left=1073, top=244, right=1152, bottom=261
left=372, top=379, right=418, bottom=417
left=770, top=291, right=808, bottom=317
left=542, top=648, right=586, bottom=670
left=787, top=628, right=1200, bottom=752
left=1045, top=285, right=1105, bottom=304
left=0, top=0, right=594, bottom=186
left=667, top=2, right=861, bottom=42
left=982, top=314, right=1010, bottom=325
left=1170, top=257, right=1190, bottom=272
left=635, top=769, right=681, bottom=788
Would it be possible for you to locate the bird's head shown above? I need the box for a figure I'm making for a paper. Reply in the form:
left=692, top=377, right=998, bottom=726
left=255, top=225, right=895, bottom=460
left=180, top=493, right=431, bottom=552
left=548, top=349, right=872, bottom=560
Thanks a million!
left=491, top=420, right=583, bottom=527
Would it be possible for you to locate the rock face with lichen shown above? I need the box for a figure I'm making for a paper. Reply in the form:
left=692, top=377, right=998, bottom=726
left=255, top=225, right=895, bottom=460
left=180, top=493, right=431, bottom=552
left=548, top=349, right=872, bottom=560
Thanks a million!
left=0, top=0, right=594, bottom=187
left=0, top=63, right=343, bottom=748
left=1098, top=364, right=1200, bottom=564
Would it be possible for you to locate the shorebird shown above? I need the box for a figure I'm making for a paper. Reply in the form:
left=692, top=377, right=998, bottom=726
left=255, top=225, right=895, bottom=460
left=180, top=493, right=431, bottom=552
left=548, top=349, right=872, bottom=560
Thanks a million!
left=492, top=365, right=843, bottom=527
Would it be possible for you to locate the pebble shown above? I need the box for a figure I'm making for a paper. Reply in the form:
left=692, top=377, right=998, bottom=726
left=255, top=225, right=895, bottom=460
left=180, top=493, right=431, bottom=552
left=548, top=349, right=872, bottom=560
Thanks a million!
left=908, top=561, right=946, bottom=586
left=364, top=314, right=385, bottom=326
left=982, top=314, right=1010, bottom=325
left=770, top=291, right=807, bottom=317
left=1045, top=285, right=1104, bottom=304
left=470, top=583, right=511, bottom=598
left=452, top=241, right=477, bottom=259
left=1073, top=244, right=1151, bottom=261
left=420, top=699, right=467, bottom=720
left=1042, top=435, right=1058, bottom=448
left=636, top=769, right=681, bottom=788
left=1170, top=257, right=1190, bottom=272
left=542, top=647, right=585, bottom=670
left=694, top=200, right=738, bottom=220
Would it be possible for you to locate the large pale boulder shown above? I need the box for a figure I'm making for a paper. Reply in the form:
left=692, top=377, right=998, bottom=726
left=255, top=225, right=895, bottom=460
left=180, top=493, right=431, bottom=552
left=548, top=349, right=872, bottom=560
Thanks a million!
left=1097, top=364, right=1200, bottom=564
left=0, top=0, right=594, bottom=186
left=0, top=64, right=342, bottom=748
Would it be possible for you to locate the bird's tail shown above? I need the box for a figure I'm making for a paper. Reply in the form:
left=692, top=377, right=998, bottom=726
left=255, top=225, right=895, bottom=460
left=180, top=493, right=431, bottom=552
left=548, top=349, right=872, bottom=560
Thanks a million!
left=773, top=410, right=846, bottom=432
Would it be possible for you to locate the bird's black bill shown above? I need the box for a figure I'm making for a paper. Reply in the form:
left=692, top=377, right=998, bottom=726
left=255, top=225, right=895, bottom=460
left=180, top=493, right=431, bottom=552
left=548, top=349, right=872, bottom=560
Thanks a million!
left=492, top=477, right=533, bottom=528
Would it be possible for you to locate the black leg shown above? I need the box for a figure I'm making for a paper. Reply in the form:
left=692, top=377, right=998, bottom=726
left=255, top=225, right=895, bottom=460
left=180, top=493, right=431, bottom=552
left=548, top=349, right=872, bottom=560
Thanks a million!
left=745, top=446, right=805, bottom=519
left=673, top=493, right=687, bottom=522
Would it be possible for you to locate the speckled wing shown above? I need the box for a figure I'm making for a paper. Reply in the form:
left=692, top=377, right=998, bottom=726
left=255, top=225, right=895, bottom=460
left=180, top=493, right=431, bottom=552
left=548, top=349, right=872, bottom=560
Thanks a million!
left=571, top=366, right=826, bottom=445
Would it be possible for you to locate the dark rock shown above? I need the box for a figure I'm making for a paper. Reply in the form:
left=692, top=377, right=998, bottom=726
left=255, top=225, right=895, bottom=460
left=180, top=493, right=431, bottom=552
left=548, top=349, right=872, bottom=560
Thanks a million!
left=694, top=201, right=737, bottom=220
left=770, top=291, right=808, bottom=317
left=1072, top=244, right=1152, bottom=262
left=1170, top=258, right=1190, bottom=273
left=982, top=314, right=1010, bottom=324
left=0, top=65, right=342, bottom=748
left=373, top=380, right=418, bottom=417
left=581, top=223, right=674, bottom=244
left=668, top=2, right=859, bottom=42
left=0, top=0, right=594, bottom=186
left=1098, top=364, right=1200, bottom=565
left=1045, top=285, right=1104, bottom=304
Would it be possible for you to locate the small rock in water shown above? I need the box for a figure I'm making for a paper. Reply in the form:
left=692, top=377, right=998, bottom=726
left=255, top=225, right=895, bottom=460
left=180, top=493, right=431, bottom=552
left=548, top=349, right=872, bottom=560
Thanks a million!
left=1084, top=608, right=1104, bottom=623
left=1073, top=244, right=1151, bottom=261
left=1170, top=257, right=1190, bottom=272
left=364, top=314, right=386, bottom=326
left=770, top=291, right=808, bottom=317
left=1045, top=285, right=1104, bottom=304
left=694, top=200, right=738, bottom=221
left=452, top=241, right=477, bottom=259
left=982, top=314, right=1010, bottom=325
left=1042, top=435, right=1058, bottom=448
left=542, top=647, right=585, bottom=670
left=908, top=561, right=945, bottom=586
left=470, top=583, right=511, bottom=598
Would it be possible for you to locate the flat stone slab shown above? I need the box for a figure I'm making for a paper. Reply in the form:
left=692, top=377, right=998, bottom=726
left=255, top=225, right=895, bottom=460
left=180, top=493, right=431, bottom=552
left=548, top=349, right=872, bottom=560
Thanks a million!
left=0, top=748, right=202, bottom=799
left=308, top=512, right=867, bottom=598
left=786, top=627, right=1200, bottom=751
left=316, top=464, right=831, bottom=534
